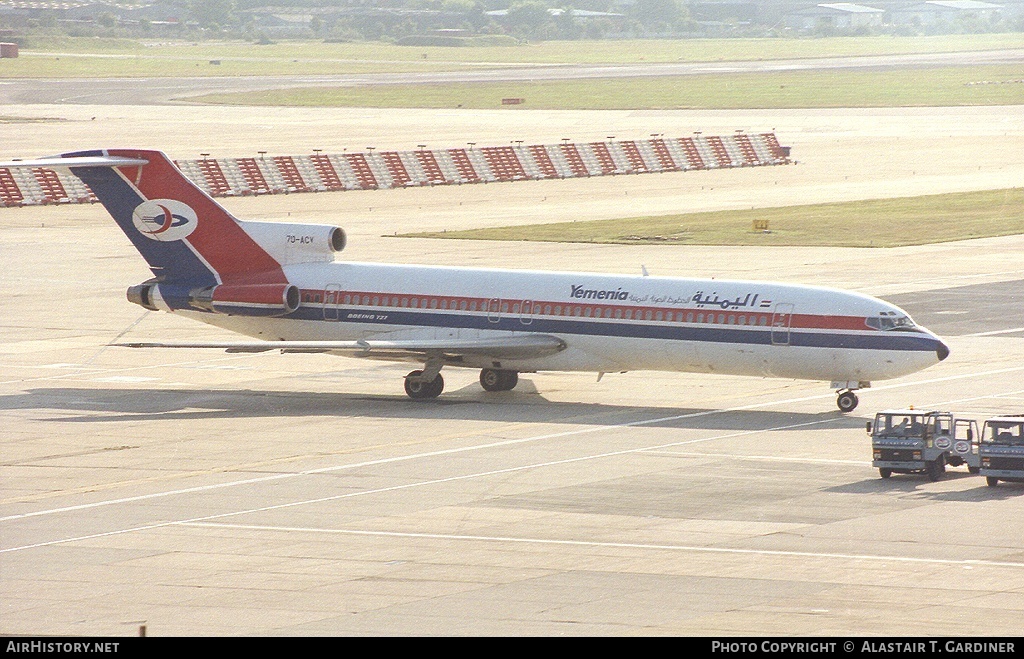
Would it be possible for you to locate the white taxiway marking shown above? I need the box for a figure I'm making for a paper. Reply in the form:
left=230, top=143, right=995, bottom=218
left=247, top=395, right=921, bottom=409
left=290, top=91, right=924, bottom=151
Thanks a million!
left=184, top=522, right=1024, bottom=570
left=965, top=327, right=1024, bottom=337
left=5, top=365, right=1024, bottom=554
left=0, top=416, right=841, bottom=529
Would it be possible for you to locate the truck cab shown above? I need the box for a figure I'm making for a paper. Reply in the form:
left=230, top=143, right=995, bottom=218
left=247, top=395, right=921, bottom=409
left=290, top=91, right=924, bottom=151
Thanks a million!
left=867, top=410, right=979, bottom=481
left=979, top=416, right=1024, bottom=487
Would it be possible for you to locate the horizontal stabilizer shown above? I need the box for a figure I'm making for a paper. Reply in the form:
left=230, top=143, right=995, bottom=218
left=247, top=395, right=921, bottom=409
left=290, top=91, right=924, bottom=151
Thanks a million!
left=115, top=334, right=567, bottom=360
left=0, top=156, right=149, bottom=169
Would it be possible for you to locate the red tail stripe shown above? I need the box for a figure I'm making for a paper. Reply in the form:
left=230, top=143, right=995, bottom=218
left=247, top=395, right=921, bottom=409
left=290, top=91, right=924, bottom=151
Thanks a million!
left=111, top=150, right=286, bottom=285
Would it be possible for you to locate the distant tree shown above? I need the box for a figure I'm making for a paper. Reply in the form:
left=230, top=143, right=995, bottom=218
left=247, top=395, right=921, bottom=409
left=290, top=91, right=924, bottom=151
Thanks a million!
left=630, top=0, right=681, bottom=27
left=189, top=0, right=237, bottom=29
left=507, top=1, right=553, bottom=37
left=96, top=12, right=117, bottom=28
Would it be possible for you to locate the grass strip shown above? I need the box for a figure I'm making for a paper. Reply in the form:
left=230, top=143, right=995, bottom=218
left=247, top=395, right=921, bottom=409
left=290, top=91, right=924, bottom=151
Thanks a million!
left=401, top=188, right=1024, bottom=248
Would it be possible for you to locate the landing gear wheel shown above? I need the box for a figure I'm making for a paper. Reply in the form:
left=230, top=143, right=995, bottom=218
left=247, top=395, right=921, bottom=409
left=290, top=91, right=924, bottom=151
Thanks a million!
left=836, top=390, right=859, bottom=413
left=879, top=468, right=892, bottom=479
left=480, top=368, right=518, bottom=392
left=986, top=476, right=999, bottom=487
left=404, top=370, right=444, bottom=400
left=925, top=456, right=945, bottom=482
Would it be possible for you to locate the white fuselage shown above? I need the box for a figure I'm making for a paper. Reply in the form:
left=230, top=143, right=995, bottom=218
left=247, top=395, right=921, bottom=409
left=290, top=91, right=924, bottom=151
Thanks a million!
left=176, top=261, right=947, bottom=384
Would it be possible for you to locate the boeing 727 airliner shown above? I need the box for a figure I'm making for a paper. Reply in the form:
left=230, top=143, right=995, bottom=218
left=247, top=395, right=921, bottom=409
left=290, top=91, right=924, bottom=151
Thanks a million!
left=2, top=150, right=950, bottom=411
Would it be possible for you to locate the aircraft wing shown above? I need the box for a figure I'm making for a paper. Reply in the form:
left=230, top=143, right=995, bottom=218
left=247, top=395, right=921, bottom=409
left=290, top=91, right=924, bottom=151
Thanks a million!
left=115, top=334, right=567, bottom=361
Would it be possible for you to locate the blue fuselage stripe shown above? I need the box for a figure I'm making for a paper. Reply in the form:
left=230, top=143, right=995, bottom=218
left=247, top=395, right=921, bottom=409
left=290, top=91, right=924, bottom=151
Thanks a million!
left=261, top=305, right=940, bottom=353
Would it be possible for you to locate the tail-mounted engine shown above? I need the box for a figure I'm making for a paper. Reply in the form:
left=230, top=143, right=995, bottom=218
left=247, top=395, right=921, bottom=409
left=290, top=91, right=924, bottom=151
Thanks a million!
left=189, top=283, right=300, bottom=317
left=239, top=221, right=346, bottom=266
left=128, top=281, right=300, bottom=317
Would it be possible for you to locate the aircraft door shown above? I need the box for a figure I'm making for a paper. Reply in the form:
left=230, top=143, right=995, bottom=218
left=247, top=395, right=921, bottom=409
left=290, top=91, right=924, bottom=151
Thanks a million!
left=771, top=303, right=794, bottom=346
left=487, top=298, right=501, bottom=324
left=324, top=284, right=342, bottom=321
left=519, top=300, right=534, bottom=326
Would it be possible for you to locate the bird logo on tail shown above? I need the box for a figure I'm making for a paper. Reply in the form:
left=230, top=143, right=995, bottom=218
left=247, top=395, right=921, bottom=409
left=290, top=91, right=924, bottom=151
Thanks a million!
left=131, top=199, right=198, bottom=242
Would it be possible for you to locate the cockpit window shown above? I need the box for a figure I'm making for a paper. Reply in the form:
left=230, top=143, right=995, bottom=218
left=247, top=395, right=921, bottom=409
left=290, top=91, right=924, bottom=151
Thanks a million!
left=866, top=313, right=916, bottom=331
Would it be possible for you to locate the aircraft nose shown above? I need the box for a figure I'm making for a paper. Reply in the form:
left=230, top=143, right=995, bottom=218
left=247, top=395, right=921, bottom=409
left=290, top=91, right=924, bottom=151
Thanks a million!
left=936, top=340, right=950, bottom=362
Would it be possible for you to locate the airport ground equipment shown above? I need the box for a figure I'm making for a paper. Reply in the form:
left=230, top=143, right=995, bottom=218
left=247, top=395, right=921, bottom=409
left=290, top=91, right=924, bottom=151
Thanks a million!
left=868, top=410, right=979, bottom=481
left=979, top=415, right=1024, bottom=487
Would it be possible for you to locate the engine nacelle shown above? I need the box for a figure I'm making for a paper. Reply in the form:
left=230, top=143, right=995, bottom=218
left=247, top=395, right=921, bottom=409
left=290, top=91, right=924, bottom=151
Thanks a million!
left=127, top=282, right=160, bottom=311
left=240, top=221, right=345, bottom=265
left=189, top=283, right=300, bottom=317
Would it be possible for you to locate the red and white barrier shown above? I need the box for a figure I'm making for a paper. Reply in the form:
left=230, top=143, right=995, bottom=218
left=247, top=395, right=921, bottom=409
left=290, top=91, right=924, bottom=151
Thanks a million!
left=0, top=133, right=790, bottom=207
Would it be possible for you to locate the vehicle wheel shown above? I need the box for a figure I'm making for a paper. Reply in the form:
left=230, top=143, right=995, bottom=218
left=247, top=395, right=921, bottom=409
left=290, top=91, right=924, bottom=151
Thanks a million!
left=968, top=466, right=980, bottom=474
left=879, top=468, right=892, bottom=479
left=480, top=368, right=518, bottom=392
left=405, top=370, right=444, bottom=399
left=925, top=457, right=944, bottom=482
left=837, top=391, right=858, bottom=413
left=986, top=476, right=999, bottom=487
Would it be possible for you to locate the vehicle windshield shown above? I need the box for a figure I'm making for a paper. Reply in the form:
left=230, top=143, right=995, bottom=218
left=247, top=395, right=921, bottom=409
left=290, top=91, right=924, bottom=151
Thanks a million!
left=983, top=422, right=1024, bottom=445
left=875, top=414, right=928, bottom=436
left=865, top=313, right=917, bottom=331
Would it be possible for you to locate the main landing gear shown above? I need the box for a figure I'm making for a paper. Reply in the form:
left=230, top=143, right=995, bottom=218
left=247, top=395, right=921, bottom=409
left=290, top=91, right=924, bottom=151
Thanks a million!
left=403, top=365, right=521, bottom=400
left=404, top=357, right=445, bottom=400
left=404, top=370, right=445, bottom=399
left=479, top=368, right=518, bottom=392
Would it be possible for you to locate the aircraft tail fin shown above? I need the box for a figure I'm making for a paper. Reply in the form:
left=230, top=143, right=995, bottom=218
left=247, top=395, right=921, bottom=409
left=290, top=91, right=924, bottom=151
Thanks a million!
left=54, top=149, right=287, bottom=288
left=2, top=150, right=346, bottom=315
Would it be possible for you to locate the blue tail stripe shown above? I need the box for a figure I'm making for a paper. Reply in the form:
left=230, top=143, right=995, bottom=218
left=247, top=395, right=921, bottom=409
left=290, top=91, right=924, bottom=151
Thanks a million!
left=71, top=164, right=217, bottom=286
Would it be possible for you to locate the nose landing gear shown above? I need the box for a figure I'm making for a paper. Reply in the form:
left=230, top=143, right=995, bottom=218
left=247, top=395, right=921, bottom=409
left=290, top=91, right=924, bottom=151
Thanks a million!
left=837, top=390, right=859, bottom=413
left=833, top=381, right=869, bottom=413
